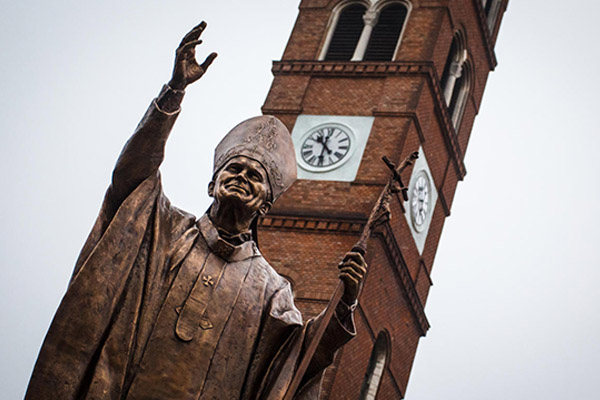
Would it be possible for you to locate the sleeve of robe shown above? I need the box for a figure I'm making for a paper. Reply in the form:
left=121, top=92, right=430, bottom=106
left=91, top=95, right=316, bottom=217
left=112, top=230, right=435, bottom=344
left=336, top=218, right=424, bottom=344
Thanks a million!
left=243, top=279, right=356, bottom=400
left=72, top=85, right=184, bottom=281
left=25, top=87, right=194, bottom=400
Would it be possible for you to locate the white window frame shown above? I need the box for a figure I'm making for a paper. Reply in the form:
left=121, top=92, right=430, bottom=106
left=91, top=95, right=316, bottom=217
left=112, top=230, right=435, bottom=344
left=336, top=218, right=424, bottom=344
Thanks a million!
left=358, top=331, right=390, bottom=400
left=369, top=0, right=412, bottom=61
left=441, top=31, right=471, bottom=131
left=319, top=0, right=412, bottom=62
left=318, top=0, right=370, bottom=61
left=450, top=61, right=471, bottom=130
left=486, top=0, right=502, bottom=32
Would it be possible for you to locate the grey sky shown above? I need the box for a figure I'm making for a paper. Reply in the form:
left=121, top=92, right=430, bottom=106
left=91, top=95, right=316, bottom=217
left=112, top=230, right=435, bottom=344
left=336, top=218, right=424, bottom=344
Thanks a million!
left=1, top=1, right=599, bottom=399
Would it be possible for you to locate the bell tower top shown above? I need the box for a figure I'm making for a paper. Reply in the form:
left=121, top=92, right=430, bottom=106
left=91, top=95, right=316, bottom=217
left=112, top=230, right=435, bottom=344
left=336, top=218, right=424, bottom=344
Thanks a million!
left=279, top=0, right=503, bottom=66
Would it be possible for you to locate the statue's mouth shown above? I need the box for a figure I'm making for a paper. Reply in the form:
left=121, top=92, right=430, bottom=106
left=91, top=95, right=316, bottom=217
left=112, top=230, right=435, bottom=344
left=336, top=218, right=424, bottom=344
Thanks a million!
left=225, top=183, right=248, bottom=195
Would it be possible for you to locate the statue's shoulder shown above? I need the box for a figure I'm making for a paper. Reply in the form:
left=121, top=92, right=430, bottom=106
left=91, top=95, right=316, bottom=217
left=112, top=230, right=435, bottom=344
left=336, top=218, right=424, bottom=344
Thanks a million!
left=252, top=252, right=302, bottom=323
left=170, top=205, right=197, bottom=225
left=252, top=253, right=291, bottom=290
left=161, top=199, right=197, bottom=238
left=153, top=183, right=198, bottom=233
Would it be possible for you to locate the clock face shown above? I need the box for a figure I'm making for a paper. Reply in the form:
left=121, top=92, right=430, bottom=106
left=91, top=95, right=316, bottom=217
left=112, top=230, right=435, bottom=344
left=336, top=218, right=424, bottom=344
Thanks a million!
left=300, top=125, right=351, bottom=169
left=410, top=172, right=431, bottom=232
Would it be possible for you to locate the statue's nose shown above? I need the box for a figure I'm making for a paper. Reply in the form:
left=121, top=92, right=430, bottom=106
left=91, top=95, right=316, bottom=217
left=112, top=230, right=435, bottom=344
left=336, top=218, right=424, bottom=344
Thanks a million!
left=233, top=171, right=249, bottom=183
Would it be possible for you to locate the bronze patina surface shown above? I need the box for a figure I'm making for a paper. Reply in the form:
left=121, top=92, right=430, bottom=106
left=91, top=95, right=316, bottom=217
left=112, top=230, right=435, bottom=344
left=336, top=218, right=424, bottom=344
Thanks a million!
left=26, top=22, right=366, bottom=400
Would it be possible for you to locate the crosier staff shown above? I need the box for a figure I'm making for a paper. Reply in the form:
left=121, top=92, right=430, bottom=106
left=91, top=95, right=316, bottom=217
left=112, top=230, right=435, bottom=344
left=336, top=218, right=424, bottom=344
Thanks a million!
left=283, top=151, right=419, bottom=400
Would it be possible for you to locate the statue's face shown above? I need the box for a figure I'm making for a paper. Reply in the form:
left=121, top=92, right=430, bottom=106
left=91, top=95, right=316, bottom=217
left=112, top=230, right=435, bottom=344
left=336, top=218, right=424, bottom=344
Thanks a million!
left=211, top=156, right=271, bottom=214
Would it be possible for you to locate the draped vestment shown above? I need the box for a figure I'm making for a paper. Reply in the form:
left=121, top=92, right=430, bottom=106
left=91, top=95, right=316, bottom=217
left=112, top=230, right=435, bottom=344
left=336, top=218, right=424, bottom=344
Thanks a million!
left=26, top=90, right=355, bottom=399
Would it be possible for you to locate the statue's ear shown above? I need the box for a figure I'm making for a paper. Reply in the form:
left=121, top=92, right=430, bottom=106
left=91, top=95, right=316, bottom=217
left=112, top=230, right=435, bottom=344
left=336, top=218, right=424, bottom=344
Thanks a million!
left=207, top=181, right=215, bottom=198
left=259, top=201, right=273, bottom=216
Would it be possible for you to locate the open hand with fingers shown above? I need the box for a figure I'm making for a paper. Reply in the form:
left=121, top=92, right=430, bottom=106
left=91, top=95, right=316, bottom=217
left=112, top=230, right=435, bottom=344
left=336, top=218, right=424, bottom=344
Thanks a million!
left=169, top=21, right=218, bottom=91
left=338, top=251, right=367, bottom=305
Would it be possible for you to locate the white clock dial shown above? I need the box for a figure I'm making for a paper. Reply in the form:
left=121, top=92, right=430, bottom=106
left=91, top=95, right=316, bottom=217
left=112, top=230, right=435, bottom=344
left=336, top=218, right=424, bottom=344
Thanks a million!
left=403, top=147, right=437, bottom=254
left=410, top=172, right=431, bottom=232
left=301, top=126, right=351, bottom=168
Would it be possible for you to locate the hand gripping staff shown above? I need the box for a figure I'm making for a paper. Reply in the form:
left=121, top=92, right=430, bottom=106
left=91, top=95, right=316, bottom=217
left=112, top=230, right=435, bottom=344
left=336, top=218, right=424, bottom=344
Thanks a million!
left=282, top=151, right=419, bottom=400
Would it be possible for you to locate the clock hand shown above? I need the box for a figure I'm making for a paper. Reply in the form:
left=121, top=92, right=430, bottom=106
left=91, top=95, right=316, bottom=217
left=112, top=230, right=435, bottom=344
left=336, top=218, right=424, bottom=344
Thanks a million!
left=322, top=135, right=333, bottom=154
left=317, top=142, right=327, bottom=167
left=319, top=141, right=326, bottom=156
left=316, top=135, right=332, bottom=155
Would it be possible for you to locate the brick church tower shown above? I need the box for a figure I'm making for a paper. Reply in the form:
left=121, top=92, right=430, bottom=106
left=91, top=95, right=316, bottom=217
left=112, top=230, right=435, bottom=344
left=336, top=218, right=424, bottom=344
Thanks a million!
left=258, top=0, right=507, bottom=398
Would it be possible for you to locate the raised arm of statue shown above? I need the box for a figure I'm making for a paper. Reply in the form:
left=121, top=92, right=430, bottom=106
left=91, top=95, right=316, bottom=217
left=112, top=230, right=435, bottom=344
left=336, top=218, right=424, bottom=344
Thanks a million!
left=108, top=22, right=217, bottom=208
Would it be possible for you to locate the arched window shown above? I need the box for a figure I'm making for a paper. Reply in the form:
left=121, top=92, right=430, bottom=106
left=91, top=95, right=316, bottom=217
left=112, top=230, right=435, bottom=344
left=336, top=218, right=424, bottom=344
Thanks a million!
left=363, top=3, right=409, bottom=61
left=321, top=2, right=411, bottom=62
left=448, top=62, right=470, bottom=129
left=324, top=4, right=367, bottom=61
left=440, top=36, right=460, bottom=94
left=440, top=33, right=470, bottom=130
left=358, top=331, right=389, bottom=400
left=482, top=0, right=501, bottom=32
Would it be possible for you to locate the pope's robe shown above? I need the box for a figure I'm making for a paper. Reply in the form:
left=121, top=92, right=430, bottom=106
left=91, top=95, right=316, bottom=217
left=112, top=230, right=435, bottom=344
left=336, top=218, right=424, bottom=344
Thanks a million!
left=26, top=88, right=355, bottom=399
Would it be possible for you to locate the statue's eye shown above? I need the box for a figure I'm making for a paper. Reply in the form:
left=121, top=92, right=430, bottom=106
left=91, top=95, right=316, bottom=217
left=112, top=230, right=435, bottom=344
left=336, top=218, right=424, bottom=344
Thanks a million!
left=226, top=164, right=242, bottom=173
left=249, top=171, right=263, bottom=182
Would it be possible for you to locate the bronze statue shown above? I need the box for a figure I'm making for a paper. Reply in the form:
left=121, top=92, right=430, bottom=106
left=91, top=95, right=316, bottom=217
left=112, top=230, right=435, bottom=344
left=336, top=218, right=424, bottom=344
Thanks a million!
left=26, top=22, right=366, bottom=400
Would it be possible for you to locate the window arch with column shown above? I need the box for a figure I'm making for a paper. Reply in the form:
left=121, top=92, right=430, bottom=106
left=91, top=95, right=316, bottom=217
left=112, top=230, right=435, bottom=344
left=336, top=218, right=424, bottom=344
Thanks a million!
left=448, top=61, right=471, bottom=129
left=358, top=331, right=390, bottom=400
left=320, top=1, right=411, bottom=62
left=363, top=2, right=410, bottom=61
left=440, top=32, right=471, bottom=130
left=323, top=2, right=368, bottom=61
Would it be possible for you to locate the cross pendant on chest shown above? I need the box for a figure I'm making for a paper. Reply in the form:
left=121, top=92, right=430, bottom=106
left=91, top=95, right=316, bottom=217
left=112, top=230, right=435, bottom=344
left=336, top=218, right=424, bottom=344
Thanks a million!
left=202, top=275, right=214, bottom=287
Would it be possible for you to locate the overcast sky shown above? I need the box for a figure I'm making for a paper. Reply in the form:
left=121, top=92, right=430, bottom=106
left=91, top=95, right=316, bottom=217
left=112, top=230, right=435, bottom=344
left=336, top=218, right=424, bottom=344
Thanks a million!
left=2, top=1, right=599, bottom=399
